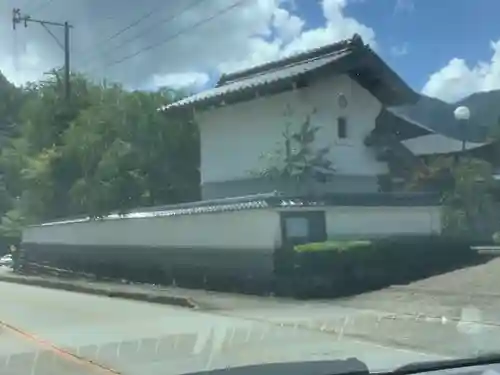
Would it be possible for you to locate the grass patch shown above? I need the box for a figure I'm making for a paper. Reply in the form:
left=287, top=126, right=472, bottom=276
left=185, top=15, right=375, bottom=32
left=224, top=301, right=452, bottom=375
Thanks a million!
left=294, top=240, right=372, bottom=253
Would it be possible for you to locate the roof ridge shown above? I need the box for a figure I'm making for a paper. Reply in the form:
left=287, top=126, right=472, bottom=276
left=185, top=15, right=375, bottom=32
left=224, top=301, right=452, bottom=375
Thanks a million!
left=217, top=34, right=365, bottom=87
left=225, top=48, right=352, bottom=83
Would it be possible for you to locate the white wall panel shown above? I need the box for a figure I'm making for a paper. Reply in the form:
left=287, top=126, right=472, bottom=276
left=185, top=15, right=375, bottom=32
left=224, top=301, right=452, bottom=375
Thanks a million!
left=325, top=206, right=442, bottom=238
left=23, top=210, right=282, bottom=252
left=197, top=74, right=386, bottom=184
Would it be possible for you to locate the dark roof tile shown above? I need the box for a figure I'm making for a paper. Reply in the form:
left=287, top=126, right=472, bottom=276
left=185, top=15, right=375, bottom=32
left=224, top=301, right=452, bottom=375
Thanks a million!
left=161, top=49, right=352, bottom=111
left=33, top=192, right=441, bottom=227
left=160, top=34, right=417, bottom=112
left=218, top=34, right=364, bottom=86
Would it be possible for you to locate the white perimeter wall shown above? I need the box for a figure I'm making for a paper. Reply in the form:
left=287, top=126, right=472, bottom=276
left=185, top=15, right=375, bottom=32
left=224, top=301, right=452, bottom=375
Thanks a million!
left=23, top=206, right=442, bottom=252
left=197, top=74, right=387, bottom=185
left=324, top=206, right=442, bottom=238
left=23, top=210, right=282, bottom=252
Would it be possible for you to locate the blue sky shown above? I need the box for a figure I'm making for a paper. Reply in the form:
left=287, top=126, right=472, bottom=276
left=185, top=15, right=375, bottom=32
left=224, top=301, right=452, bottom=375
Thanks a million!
left=1, top=0, right=498, bottom=103
left=288, top=0, right=500, bottom=100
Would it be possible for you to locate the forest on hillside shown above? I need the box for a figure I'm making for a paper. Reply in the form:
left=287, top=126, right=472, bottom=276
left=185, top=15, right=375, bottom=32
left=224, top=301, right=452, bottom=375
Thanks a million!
left=0, top=70, right=200, bottom=244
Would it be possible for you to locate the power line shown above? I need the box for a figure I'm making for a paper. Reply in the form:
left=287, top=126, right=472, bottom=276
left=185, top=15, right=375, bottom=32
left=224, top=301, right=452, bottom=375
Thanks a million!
left=92, top=0, right=248, bottom=73
left=12, top=8, right=73, bottom=102
left=75, top=0, right=170, bottom=63
left=26, top=0, right=55, bottom=15
left=81, top=0, right=208, bottom=69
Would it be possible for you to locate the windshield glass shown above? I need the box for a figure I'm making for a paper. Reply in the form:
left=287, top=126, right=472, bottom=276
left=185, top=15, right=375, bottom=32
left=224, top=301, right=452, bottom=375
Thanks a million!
left=0, top=0, right=499, bottom=374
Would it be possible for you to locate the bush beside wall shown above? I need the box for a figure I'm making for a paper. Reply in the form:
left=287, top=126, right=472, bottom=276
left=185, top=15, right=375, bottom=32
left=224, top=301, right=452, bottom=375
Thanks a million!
left=276, top=235, right=476, bottom=297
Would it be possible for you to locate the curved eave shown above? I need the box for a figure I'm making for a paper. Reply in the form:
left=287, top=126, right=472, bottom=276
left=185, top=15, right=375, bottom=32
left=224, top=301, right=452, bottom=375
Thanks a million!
left=159, top=50, right=352, bottom=114
left=159, top=75, right=310, bottom=115
left=159, top=48, right=418, bottom=114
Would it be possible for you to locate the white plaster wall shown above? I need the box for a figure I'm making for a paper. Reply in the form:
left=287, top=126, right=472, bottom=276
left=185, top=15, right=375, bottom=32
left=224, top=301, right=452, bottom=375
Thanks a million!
left=324, top=206, right=442, bottom=238
left=23, top=210, right=282, bottom=252
left=197, top=74, right=387, bottom=184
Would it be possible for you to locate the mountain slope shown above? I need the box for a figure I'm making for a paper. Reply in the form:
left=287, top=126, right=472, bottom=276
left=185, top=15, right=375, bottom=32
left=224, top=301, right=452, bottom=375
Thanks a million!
left=391, top=90, right=500, bottom=143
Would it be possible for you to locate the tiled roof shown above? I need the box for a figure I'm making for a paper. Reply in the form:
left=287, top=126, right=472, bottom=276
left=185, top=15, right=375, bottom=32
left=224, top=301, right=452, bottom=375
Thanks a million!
left=402, top=133, right=488, bottom=155
left=218, top=36, right=362, bottom=85
left=33, top=192, right=441, bottom=227
left=160, top=34, right=417, bottom=112
left=386, top=108, right=435, bottom=134
left=160, top=50, right=352, bottom=111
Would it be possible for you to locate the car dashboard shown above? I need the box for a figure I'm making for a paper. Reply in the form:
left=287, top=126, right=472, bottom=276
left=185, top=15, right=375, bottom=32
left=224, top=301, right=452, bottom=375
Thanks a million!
left=392, top=364, right=500, bottom=375
left=184, top=359, right=500, bottom=375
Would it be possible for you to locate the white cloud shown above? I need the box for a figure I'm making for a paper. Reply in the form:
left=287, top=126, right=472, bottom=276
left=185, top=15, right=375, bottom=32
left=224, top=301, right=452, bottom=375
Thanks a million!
left=423, top=39, right=500, bottom=103
left=394, top=0, right=414, bottom=13
left=0, top=0, right=377, bottom=90
left=390, top=43, right=409, bottom=57
left=220, top=0, right=376, bottom=73
left=151, top=72, right=210, bottom=90
left=0, top=41, right=51, bottom=86
left=272, top=7, right=304, bottom=43
left=283, top=0, right=377, bottom=55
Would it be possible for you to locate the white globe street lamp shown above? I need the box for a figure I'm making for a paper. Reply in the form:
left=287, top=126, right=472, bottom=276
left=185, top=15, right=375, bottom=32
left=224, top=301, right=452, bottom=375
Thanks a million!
left=454, top=106, right=470, bottom=121
left=454, top=106, right=470, bottom=152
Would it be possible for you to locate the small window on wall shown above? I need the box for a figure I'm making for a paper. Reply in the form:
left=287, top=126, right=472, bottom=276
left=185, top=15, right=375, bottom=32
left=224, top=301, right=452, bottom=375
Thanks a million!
left=281, top=211, right=327, bottom=245
left=285, top=217, right=309, bottom=239
left=337, top=117, right=347, bottom=139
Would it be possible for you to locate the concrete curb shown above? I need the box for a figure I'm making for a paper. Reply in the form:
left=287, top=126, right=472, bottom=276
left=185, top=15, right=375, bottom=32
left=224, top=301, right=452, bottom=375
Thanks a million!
left=472, top=246, right=500, bottom=256
left=389, top=284, right=500, bottom=299
left=0, top=274, right=198, bottom=309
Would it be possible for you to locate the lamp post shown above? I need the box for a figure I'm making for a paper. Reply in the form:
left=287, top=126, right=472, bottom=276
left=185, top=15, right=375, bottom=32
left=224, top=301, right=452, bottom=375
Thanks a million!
left=454, top=106, right=471, bottom=152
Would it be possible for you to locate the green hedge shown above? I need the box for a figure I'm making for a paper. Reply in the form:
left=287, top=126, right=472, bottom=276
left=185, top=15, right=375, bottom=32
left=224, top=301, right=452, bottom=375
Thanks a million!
left=294, top=240, right=372, bottom=253
left=277, top=235, right=476, bottom=297
left=292, top=236, right=474, bottom=273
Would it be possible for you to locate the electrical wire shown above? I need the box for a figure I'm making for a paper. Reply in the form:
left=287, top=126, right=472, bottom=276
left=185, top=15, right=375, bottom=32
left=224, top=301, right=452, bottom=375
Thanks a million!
left=26, top=0, right=55, bottom=15
left=76, top=0, right=171, bottom=65
left=80, top=0, right=208, bottom=69
left=92, top=0, right=248, bottom=72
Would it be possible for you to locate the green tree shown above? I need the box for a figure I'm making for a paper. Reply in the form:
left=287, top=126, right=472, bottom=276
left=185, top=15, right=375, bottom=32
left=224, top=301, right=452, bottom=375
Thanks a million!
left=256, top=107, right=335, bottom=195
left=0, top=72, right=23, bottom=143
left=63, top=85, right=199, bottom=217
left=410, top=156, right=496, bottom=238
left=0, top=71, right=200, bottom=234
left=3, top=73, right=92, bottom=221
left=0, top=72, right=27, bottom=240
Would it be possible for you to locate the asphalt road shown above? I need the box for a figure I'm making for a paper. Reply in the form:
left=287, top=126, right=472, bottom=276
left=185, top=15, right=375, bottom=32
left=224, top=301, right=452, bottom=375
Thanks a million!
left=0, top=282, right=446, bottom=375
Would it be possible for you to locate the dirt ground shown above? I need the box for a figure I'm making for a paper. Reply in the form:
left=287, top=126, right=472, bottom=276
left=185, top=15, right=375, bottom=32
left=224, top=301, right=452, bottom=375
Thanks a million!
left=337, top=255, right=500, bottom=323
left=263, top=255, right=500, bottom=357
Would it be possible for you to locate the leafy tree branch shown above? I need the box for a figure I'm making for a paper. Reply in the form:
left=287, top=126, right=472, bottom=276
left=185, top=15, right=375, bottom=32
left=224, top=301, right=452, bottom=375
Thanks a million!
left=254, top=106, right=335, bottom=194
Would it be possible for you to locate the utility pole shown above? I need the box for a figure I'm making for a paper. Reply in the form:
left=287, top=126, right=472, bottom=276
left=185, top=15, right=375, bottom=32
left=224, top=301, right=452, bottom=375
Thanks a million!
left=12, top=8, right=73, bottom=102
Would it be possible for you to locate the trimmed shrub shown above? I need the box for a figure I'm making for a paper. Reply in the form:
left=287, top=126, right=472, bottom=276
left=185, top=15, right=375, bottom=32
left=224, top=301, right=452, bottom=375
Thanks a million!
left=281, top=235, right=476, bottom=297
left=294, top=240, right=372, bottom=253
